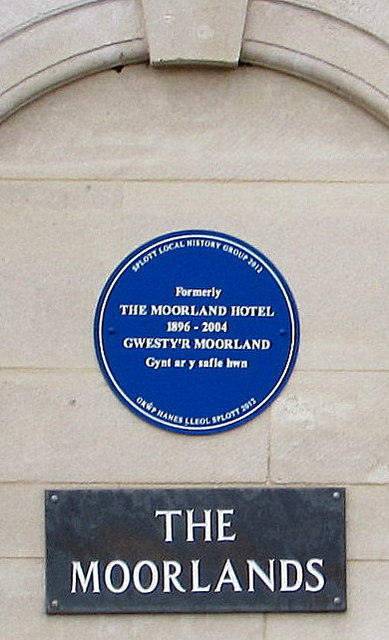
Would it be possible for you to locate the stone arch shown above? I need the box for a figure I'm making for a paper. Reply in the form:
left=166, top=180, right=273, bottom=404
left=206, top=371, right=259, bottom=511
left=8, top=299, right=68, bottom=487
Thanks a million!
left=0, top=0, right=388, bottom=124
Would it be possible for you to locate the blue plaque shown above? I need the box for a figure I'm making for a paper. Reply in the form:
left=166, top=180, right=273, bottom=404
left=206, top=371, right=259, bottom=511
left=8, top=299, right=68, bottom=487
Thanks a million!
left=94, top=231, right=299, bottom=434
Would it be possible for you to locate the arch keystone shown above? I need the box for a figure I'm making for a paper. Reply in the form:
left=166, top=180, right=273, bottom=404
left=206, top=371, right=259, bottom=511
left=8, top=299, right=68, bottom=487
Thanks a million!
left=142, top=0, right=249, bottom=67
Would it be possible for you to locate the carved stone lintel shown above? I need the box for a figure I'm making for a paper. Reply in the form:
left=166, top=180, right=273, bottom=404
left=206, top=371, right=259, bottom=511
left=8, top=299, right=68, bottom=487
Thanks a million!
left=142, top=0, right=249, bottom=67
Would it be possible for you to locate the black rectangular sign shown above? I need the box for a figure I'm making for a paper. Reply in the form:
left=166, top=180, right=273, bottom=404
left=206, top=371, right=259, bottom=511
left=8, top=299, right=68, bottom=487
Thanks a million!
left=45, top=488, right=346, bottom=614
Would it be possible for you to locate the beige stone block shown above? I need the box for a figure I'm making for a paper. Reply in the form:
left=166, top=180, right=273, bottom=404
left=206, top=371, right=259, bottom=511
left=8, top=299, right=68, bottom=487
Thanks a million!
left=1, top=181, right=387, bottom=371
left=347, top=486, right=389, bottom=560
left=0, top=66, right=388, bottom=181
left=0, top=485, right=43, bottom=558
left=0, top=181, right=124, bottom=369
left=142, top=0, right=248, bottom=66
left=266, top=561, right=389, bottom=640
left=270, top=372, right=389, bottom=484
left=0, top=370, right=269, bottom=483
left=0, top=559, right=265, bottom=640
left=0, top=559, right=45, bottom=638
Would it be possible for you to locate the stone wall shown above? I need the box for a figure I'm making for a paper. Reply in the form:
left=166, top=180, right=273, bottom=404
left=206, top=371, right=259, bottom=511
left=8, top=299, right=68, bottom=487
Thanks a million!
left=0, top=2, right=388, bottom=639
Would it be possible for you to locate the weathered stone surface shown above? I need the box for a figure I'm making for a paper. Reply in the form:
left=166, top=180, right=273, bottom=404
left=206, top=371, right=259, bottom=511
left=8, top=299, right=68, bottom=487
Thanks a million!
left=270, top=372, right=389, bottom=484
left=1, top=66, right=388, bottom=181
left=0, top=0, right=147, bottom=124
left=243, top=1, right=389, bottom=124
left=266, top=561, right=389, bottom=640
left=0, top=180, right=123, bottom=368
left=347, top=486, right=389, bottom=560
left=1, top=0, right=144, bottom=91
left=0, top=559, right=265, bottom=639
left=0, top=1, right=95, bottom=34
left=0, top=486, right=43, bottom=558
left=280, top=0, right=389, bottom=42
left=245, top=1, right=388, bottom=93
left=0, top=370, right=269, bottom=483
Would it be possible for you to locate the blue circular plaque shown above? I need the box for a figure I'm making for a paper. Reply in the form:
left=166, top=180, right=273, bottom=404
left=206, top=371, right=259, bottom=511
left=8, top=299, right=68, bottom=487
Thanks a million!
left=94, top=231, right=299, bottom=435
